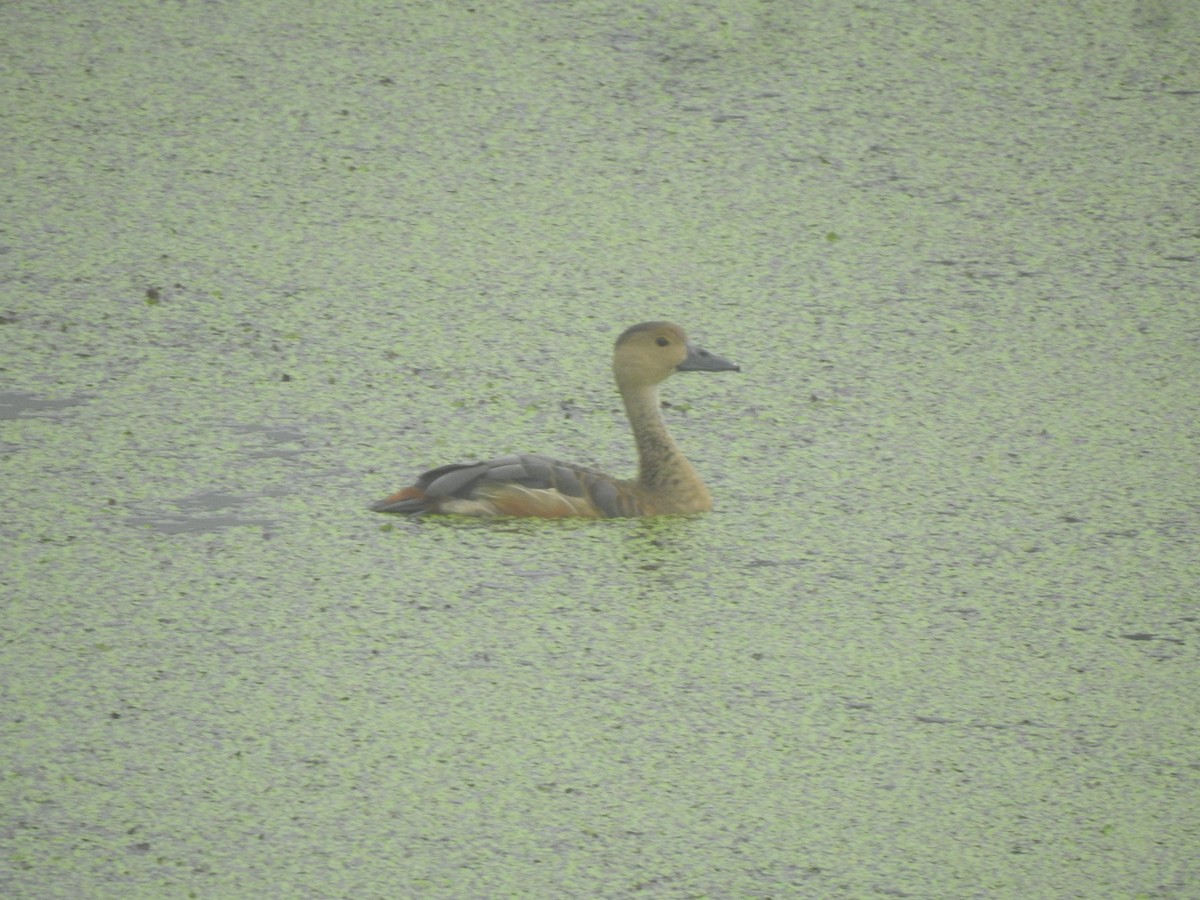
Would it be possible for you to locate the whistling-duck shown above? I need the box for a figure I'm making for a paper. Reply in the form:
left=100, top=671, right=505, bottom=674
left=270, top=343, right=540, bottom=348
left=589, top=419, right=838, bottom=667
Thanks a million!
left=371, top=322, right=739, bottom=518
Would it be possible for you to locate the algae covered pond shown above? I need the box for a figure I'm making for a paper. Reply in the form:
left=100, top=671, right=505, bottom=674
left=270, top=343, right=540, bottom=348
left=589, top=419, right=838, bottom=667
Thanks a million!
left=3, top=1, right=1198, bottom=896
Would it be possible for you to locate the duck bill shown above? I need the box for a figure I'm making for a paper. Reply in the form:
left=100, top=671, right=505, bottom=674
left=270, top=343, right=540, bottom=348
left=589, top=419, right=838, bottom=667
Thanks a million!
left=677, top=342, right=740, bottom=373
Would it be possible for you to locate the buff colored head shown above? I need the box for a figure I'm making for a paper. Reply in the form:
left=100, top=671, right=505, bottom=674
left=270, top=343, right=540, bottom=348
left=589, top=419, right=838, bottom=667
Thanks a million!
left=612, top=321, right=739, bottom=390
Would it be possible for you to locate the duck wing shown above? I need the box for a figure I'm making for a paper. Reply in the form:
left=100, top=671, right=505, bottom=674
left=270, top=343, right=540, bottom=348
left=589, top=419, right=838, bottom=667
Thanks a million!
left=371, top=453, right=641, bottom=518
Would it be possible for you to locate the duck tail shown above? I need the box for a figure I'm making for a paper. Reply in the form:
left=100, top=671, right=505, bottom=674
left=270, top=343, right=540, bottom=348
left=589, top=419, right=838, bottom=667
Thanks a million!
left=370, top=486, right=430, bottom=515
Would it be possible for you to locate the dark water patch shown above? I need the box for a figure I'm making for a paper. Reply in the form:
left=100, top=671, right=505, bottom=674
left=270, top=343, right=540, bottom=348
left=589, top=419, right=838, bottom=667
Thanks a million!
left=125, top=513, right=276, bottom=534
left=230, top=423, right=312, bottom=459
left=1119, top=632, right=1184, bottom=645
left=125, top=490, right=277, bottom=534
left=0, top=391, right=91, bottom=420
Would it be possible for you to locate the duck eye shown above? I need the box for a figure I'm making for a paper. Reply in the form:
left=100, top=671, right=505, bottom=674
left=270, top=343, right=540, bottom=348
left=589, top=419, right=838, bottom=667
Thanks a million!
left=656, top=337, right=670, bottom=347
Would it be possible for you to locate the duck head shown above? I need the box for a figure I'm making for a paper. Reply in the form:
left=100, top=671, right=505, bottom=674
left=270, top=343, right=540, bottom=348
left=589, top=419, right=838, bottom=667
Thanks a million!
left=612, top=321, right=740, bottom=390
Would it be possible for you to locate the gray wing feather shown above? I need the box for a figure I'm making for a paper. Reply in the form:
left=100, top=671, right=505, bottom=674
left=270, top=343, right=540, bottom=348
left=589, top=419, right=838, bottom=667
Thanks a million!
left=588, top=478, right=624, bottom=517
left=414, top=453, right=630, bottom=513
left=550, top=465, right=585, bottom=497
left=483, top=463, right=528, bottom=482
left=518, top=455, right=555, bottom=485
left=424, top=463, right=490, bottom=497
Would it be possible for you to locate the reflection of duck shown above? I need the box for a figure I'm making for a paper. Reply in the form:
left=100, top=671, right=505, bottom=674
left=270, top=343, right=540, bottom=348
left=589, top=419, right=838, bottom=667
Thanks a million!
left=372, top=322, right=740, bottom=517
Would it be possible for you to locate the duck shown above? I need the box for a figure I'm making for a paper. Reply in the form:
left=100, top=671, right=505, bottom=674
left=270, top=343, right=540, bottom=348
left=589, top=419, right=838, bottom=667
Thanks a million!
left=371, top=321, right=740, bottom=518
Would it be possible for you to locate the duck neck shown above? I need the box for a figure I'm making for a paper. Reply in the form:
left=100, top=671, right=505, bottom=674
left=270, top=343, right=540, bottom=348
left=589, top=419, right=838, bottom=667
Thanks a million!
left=620, top=381, right=698, bottom=489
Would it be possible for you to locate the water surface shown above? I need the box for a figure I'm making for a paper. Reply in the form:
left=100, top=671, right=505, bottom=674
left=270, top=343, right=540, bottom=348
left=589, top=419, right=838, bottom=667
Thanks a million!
left=3, top=1, right=1197, bottom=896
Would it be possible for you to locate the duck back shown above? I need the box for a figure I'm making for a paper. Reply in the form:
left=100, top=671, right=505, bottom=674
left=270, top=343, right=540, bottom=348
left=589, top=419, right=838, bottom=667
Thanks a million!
left=371, top=453, right=643, bottom=518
